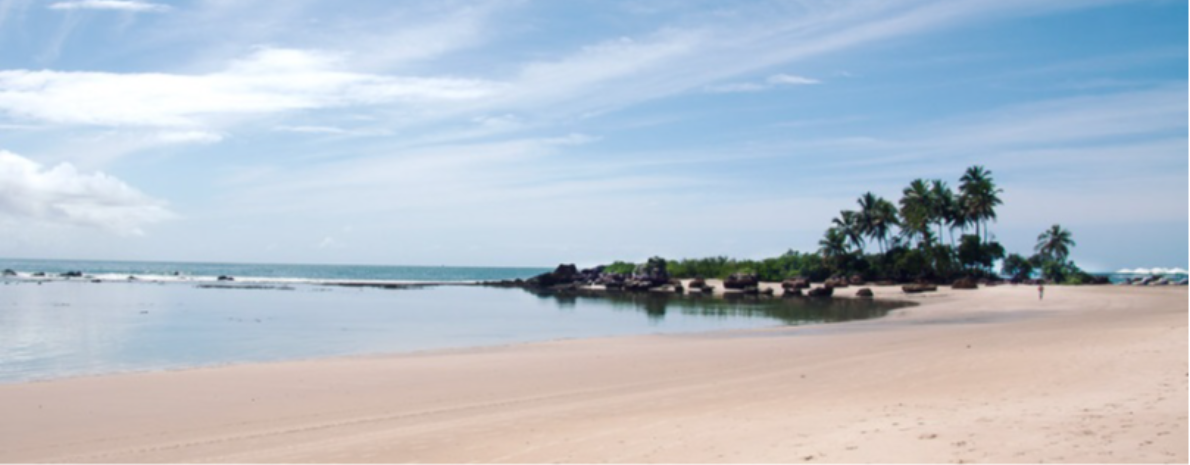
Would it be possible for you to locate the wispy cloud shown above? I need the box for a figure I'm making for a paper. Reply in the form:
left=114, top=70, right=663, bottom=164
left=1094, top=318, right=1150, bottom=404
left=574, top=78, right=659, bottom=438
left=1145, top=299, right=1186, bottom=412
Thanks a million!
left=48, top=0, right=170, bottom=13
left=0, top=47, right=499, bottom=128
left=705, top=73, right=820, bottom=93
left=0, top=149, right=174, bottom=235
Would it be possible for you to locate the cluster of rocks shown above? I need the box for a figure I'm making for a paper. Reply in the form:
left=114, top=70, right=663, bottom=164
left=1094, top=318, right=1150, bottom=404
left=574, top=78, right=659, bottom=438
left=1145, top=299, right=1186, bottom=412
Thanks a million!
left=520, top=258, right=683, bottom=294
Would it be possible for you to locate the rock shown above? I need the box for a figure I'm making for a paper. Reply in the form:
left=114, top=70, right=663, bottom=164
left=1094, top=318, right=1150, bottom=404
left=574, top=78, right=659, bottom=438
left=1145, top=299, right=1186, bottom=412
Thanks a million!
left=60, top=271, right=83, bottom=278
left=723, top=273, right=759, bottom=290
left=1177, top=279, right=1188, bottom=286
left=783, top=288, right=803, bottom=297
left=760, top=287, right=775, bottom=296
left=2, top=269, right=15, bottom=277
left=688, top=277, right=708, bottom=289
left=902, top=283, right=938, bottom=294
left=32, top=272, right=45, bottom=277
left=217, top=275, right=235, bottom=282
left=824, top=277, right=849, bottom=288
left=856, top=288, right=874, bottom=298
left=951, top=278, right=978, bottom=290
left=848, top=275, right=864, bottom=285
left=527, top=264, right=580, bottom=288
left=127, top=276, right=139, bottom=281
left=807, top=286, right=834, bottom=298
left=742, top=286, right=760, bottom=295
left=781, top=278, right=810, bottom=290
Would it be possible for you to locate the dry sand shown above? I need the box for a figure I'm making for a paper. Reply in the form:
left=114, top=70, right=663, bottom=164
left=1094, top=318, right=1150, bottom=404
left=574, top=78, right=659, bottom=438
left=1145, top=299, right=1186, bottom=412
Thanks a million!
left=0, top=284, right=1185, bottom=463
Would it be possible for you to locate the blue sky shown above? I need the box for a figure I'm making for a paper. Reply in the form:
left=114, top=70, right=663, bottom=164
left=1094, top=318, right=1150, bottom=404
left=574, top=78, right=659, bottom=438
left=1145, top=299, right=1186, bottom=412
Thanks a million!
left=0, top=0, right=1185, bottom=271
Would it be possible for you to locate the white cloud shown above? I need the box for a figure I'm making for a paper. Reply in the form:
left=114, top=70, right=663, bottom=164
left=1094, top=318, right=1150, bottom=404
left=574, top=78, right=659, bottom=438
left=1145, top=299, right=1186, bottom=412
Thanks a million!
left=0, top=47, right=499, bottom=128
left=0, top=150, right=174, bottom=234
left=48, top=0, right=169, bottom=13
left=705, top=73, right=820, bottom=93
left=767, top=74, right=820, bottom=85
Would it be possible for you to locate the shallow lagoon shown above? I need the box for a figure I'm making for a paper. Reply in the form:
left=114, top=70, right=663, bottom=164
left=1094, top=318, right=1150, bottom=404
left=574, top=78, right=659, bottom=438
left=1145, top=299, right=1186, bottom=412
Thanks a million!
left=0, top=280, right=904, bottom=383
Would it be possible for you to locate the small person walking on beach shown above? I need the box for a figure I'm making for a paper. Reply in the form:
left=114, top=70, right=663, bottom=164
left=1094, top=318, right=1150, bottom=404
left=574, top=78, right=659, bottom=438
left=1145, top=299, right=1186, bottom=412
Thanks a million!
left=1038, top=283, right=1044, bottom=300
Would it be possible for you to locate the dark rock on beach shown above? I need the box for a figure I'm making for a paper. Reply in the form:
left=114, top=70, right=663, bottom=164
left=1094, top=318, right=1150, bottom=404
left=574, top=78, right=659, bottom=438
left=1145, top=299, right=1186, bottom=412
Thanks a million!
left=807, top=286, right=834, bottom=298
left=951, top=278, right=978, bottom=290
left=783, top=288, right=803, bottom=298
left=723, top=273, right=758, bottom=290
left=824, top=277, right=850, bottom=288
left=856, top=288, right=874, bottom=298
left=60, top=271, right=84, bottom=278
left=2, top=269, right=16, bottom=277
left=902, top=283, right=938, bottom=293
left=217, top=275, right=235, bottom=282
left=781, top=278, right=810, bottom=290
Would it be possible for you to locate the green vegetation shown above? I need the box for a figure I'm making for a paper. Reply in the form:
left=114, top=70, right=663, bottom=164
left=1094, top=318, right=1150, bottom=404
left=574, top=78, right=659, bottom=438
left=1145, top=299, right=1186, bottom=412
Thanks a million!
left=598, top=165, right=1094, bottom=285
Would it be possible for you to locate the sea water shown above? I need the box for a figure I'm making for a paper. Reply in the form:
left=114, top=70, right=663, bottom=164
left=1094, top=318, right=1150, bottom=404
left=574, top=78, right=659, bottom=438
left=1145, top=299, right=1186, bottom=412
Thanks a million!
left=0, top=259, right=905, bottom=383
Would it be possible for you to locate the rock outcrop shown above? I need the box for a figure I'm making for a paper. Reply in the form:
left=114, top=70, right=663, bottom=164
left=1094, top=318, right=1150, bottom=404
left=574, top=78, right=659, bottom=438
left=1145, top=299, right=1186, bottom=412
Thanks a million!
left=807, top=286, right=834, bottom=297
left=781, top=278, right=810, bottom=290
left=856, top=288, right=874, bottom=298
left=723, top=273, right=759, bottom=290
left=951, top=278, right=978, bottom=290
left=902, top=283, right=937, bottom=294
left=824, top=277, right=850, bottom=288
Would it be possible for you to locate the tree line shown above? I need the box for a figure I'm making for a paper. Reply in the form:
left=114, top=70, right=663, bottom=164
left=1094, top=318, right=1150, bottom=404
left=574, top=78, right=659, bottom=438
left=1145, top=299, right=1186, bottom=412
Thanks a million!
left=602, top=166, right=1091, bottom=284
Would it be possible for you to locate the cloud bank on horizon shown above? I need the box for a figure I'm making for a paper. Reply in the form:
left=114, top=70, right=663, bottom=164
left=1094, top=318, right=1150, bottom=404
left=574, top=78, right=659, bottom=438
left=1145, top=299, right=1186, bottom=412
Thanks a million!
left=0, top=0, right=1184, bottom=270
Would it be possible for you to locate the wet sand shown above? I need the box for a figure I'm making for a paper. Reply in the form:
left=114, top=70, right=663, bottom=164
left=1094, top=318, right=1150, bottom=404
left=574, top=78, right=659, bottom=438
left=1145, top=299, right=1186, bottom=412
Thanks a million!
left=0, top=284, right=1185, bottom=462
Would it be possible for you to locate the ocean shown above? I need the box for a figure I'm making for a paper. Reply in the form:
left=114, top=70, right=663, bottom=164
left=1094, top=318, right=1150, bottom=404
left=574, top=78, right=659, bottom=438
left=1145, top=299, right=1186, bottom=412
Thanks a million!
left=0, top=258, right=903, bottom=383
left=0, top=258, right=549, bottom=283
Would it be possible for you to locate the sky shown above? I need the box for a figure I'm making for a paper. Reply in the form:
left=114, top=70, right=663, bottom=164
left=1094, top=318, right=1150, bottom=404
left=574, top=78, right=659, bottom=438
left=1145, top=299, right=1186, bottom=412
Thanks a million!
left=0, top=0, right=1185, bottom=271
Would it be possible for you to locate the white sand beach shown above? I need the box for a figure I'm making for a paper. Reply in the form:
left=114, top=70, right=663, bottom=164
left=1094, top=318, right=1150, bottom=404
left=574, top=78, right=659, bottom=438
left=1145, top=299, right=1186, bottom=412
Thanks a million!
left=0, top=284, right=1185, bottom=463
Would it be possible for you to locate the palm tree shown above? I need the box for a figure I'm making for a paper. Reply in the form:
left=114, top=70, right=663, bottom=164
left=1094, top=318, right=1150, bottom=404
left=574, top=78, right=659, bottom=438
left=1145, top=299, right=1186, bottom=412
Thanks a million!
left=832, top=210, right=865, bottom=253
left=857, top=192, right=899, bottom=253
left=929, top=180, right=956, bottom=244
left=959, top=165, right=1003, bottom=244
left=1035, top=224, right=1076, bottom=261
left=899, top=179, right=933, bottom=247
left=818, top=227, right=849, bottom=270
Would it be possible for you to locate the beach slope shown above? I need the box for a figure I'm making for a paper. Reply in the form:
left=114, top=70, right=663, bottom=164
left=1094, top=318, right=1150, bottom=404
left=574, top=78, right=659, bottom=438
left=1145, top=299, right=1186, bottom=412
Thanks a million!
left=0, top=285, right=1185, bottom=462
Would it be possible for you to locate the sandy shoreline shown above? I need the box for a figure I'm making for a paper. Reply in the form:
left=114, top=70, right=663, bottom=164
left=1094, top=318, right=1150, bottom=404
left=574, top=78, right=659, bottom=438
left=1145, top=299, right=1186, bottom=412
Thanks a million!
left=0, top=285, right=1185, bottom=463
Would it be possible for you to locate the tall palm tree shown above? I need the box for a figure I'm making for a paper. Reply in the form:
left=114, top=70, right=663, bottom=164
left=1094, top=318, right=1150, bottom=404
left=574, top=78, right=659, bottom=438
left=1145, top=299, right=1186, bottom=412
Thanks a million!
left=872, top=197, right=899, bottom=253
left=857, top=192, right=899, bottom=253
left=959, top=165, right=1003, bottom=244
left=1035, top=224, right=1076, bottom=261
left=930, top=180, right=956, bottom=244
left=832, top=210, right=865, bottom=253
left=818, top=227, right=849, bottom=270
left=899, top=179, right=933, bottom=247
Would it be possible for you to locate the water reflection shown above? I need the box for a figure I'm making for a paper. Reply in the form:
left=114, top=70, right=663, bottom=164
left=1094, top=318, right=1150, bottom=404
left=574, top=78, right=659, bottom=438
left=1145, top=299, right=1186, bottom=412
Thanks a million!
left=525, top=288, right=907, bottom=325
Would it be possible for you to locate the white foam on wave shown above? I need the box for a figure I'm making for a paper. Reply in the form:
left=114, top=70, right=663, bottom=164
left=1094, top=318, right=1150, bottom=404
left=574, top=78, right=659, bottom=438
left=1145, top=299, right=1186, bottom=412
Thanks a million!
left=1115, top=267, right=1188, bottom=275
left=3, top=270, right=475, bottom=286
